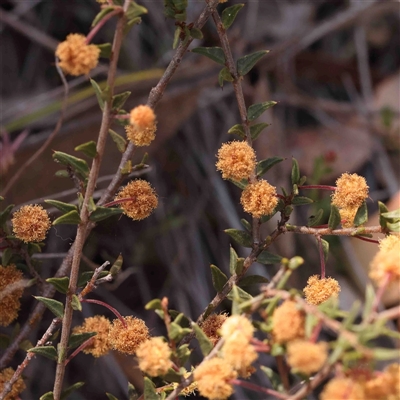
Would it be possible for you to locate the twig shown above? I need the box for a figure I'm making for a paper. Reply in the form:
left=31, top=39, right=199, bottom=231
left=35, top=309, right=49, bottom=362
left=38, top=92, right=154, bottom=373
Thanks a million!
left=79, top=261, right=110, bottom=299
left=81, top=298, right=127, bottom=328
left=284, top=224, right=384, bottom=236
left=1, top=58, right=69, bottom=196
left=316, top=235, right=326, bottom=279
left=64, top=337, right=95, bottom=366
left=376, top=305, right=400, bottom=321
left=230, top=379, right=288, bottom=399
left=0, top=279, right=31, bottom=302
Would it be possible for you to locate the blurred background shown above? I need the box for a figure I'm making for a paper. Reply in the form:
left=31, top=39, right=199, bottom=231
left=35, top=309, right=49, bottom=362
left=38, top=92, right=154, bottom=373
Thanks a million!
left=0, top=0, right=399, bottom=398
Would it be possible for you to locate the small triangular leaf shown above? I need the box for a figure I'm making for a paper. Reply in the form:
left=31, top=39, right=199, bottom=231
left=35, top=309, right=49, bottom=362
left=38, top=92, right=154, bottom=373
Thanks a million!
left=192, top=47, right=226, bottom=65
left=192, top=323, right=213, bottom=356
left=92, top=6, right=115, bottom=27
left=292, top=196, right=314, bottom=206
left=112, top=91, right=131, bottom=111
left=308, top=209, right=324, bottom=227
left=96, top=43, right=112, bottom=59
left=227, top=124, right=245, bottom=138
left=257, top=251, right=282, bottom=265
left=218, top=66, right=234, bottom=88
left=210, top=264, right=228, bottom=292
left=74, top=141, right=97, bottom=158
left=44, top=200, right=77, bottom=214
left=89, top=206, right=123, bottom=222
left=224, top=229, right=253, bottom=248
left=109, top=129, right=127, bottom=153
left=39, top=392, right=54, bottom=400
left=61, top=382, right=85, bottom=400
left=71, top=294, right=82, bottom=311
left=34, top=296, right=64, bottom=318
left=68, top=332, right=97, bottom=349
left=27, top=345, right=58, bottom=360
left=328, top=204, right=341, bottom=230
left=145, top=298, right=162, bottom=310
left=250, top=122, right=270, bottom=140
left=354, top=201, right=368, bottom=227
left=52, top=151, right=89, bottom=178
left=239, top=274, right=269, bottom=287
left=237, top=50, right=269, bottom=76
left=291, top=157, right=300, bottom=185
left=90, top=79, right=105, bottom=110
left=222, top=3, right=244, bottom=29
left=229, top=246, right=238, bottom=275
left=46, top=277, right=70, bottom=294
left=247, top=101, right=276, bottom=121
left=256, top=157, right=284, bottom=177
left=52, top=210, right=81, bottom=226
left=143, top=377, right=159, bottom=400
left=381, top=208, right=400, bottom=219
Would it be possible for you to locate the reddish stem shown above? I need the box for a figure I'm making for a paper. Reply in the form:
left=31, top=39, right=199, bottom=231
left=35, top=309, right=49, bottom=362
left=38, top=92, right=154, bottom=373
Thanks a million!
left=310, top=320, right=323, bottom=343
left=64, top=337, right=95, bottom=366
left=276, top=194, right=286, bottom=200
left=85, top=8, right=123, bottom=44
left=316, top=235, right=326, bottom=279
left=298, top=185, right=336, bottom=191
left=354, top=235, right=379, bottom=244
left=81, top=298, right=127, bottom=328
left=230, top=379, right=287, bottom=399
left=103, top=197, right=137, bottom=208
left=371, top=272, right=392, bottom=315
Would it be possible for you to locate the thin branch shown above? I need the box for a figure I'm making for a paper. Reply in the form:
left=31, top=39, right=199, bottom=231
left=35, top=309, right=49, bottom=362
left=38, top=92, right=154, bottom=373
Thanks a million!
left=284, top=224, right=384, bottom=236
left=79, top=261, right=110, bottom=299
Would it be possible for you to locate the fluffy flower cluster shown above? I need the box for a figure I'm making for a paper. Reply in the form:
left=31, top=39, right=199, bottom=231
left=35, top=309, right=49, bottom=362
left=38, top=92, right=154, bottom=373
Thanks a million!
left=115, top=180, right=158, bottom=220
left=0, top=368, right=25, bottom=400
left=272, top=300, right=305, bottom=344
left=193, top=358, right=237, bottom=400
left=286, top=340, right=328, bottom=375
left=56, top=34, right=100, bottom=76
left=201, top=313, right=228, bottom=346
left=331, top=172, right=369, bottom=227
left=240, top=179, right=278, bottom=218
left=12, top=204, right=51, bottom=243
left=320, top=377, right=365, bottom=400
left=303, top=275, right=341, bottom=305
left=108, top=316, right=150, bottom=355
left=369, top=234, right=400, bottom=286
left=127, top=105, right=157, bottom=146
left=72, top=315, right=111, bottom=358
left=0, top=265, right=24, bottom=326
left=216, top=141, right=256, bottom=181
left=136, top=337, right=172, bottom=377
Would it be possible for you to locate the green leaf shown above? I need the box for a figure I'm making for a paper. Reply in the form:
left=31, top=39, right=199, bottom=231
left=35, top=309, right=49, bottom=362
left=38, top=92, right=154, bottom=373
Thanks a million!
left=92, top=6, right=115, bottom=27
left=227, top=284, right=252, bottom=303
left=210, top=264, right=228, bottom=292
left=353, top=201, right=368, bottom=226
left=27, top=345, right=58, bottom=360
left=106, top=394, right=119, bottom=400
left=143, top=377, right=159, bottom=400
left=52, top=210, right=81, bottom=226
left=224, top=229, right=253, bottom=248
left=189, top=27, right=203, bottom=39
left=172, top=26, right=181, bottom=49
left=372, top=347, right=400, bottom=360
left=97, top=43, right=112, bottom=59
left=168, top=322, right=191, bottom=342
left=74, top=141, right=97, bottom=158
left=126, top=2, right=147, bottom=20
left=291, top=157, right=300, bottom=185
left=362, top=284, right=375, bottom=322
left=192, top=323, right=213, bottom=356
left=381, top=208, right=400, bottom=219
left=145, top=298, right=162, bottom=310
left=328, top=204, right=341, bottom=230
left=2, top=248, right=13, bottom=267
left=109, top=129, right=127, bottom=153
left=112, top=91, right=131, bottom=111
left=257, top=251, right=282, bottom=265
left=256, top=156, right=283, bottom=177
left=52, top=151, right=89, bottom=178
left=288, top=256, right=304, bottom=270
left=320, top=238, right=329, bottom=264
left=292, top=196, right=314, bottom=206
left=173, top=312, right=190, bottom=328
left=237, top=50, right=269, bottom=76
left=192, top=47, right=226, bottom=65
left=44, top=200, right=77, bottom=214
left=387, top=220, right=400, bottom=232
left=227, top=124, right=245, bottom=139
left=61, top=382, right=85, bottom=400
left=247, top=101, right=276, bottom=121
left=176, top=344, right=191, bottom=366
left=229, top=246, right=238, bottom=275
left=71, top=294, right=82, bottom=311
left=0, top=204, right=14, bottom=226
left=46, top=277, right=70, bottom=294
left=250, top=122, right=269, bottom=140
left=109, top=253, right=123, bottom=276
left=378, top=201, right=389, bottom=229
left=162, top=368, right=182, bottom=383
left=34, top=296, right=64, bottom=318
left=308, top=209, right=324, bottom=227
left=128, top=382, right=139, bottom=400
left=68, top=332, right=97, bottom=349
left=40, top=392, right=54, bottom=400
left=260, top=366, right=284, bottom=392
left=77, top=270, right=109, bottom=287
left=239, top=274, right=269, bottom=287
left=241, top=218, right=251, bottom=232
left=218, top=66, right=234, bottom=88
left=90, top=79, right=105, bottom=110
left=222, top=3, right=244, bottom=29
left=89, top=206, right=123, bottom=222
left=123, top=17, right=142, bottom=36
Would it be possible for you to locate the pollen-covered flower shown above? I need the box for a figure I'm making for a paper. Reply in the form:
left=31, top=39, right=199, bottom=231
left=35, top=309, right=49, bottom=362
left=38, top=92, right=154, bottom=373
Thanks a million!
left=115, top=180, right=158, bottom=220
left=365, top=364, right=400, bottom=400
left=222, top=334, right=258, bottom=376
left=320, top=377, right=365, bottom=400
left=303, top=275, right=341, bottom=305
left=286, top=340, right=328, bottom=375
left=108, top=316, right=150, bottom=355
left=339, top=206, right=359, bottom=228
left=56, top=34, right=100, bottom=76
left=272, top=300, right=305, bottom=344
left=201, top=313, right=228, bottom=345
left=216, top=141, right=256, bottom=181
left=125, top=124, right=156, bottom=147
left=240, top=179, right=278, bottom=218
left=12, top=204, right=51, bottom=243
left=0, top=264, right=24, bottom=327
left=369, top=234, right=400, bottom=286
left=173, top=371, right=198, bottom=396
left=130, top=105, right=156, bottom=130
left=220, top=315, right=254, bottom=341
left=136, top=337, right=172, bottom=377
left=194, top=358, right=237, bottom=400
left=331, top=173, right=369, bottom=210
left=0, top=368, right=26, bottom=400
left=72, top=315, right=111, bottom=358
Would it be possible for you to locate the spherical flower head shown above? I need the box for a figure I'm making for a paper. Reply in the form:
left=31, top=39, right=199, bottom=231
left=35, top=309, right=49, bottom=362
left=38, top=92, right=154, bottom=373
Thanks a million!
left=364, top=364, right=400, bottom=400
left=56, top=34, right=100, bottom=76
left=303, top=275, right=341, bottom=305
left=115, top=180, right=158, bottom=220
left=240, top=179, right=278, bottom=218
left=108, top=316, right=150, bottom=355
left=286, top=340, right=328, bottom=375
left=136, top=337, right=172, bottom=377
left=221, top=334, right=258, bottom=376
left=12, top=204, right=51, bottom=243
left=0, top=368, right=26, bottom=400
left=272, top=300, right=305, bottom=344
left=220, top=315, right=254, bottom=341
left=331, top=173, right=369, bottom=209
left=216, top=141, right=256, bottom=181
left=72, top=315, right=111, bottom=358
left=0, top=264, right=24, bottom=327
left=125, top=124, right=156, bottom=147
left=130, top=105, right=156, bottom=130
left=320, top=377, right=365, bottom=400
left=201, top=313, right=228, bottom=346
left=194, top=358, right=237, bottom=400
left=369, top=235, right=400, bottom=286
